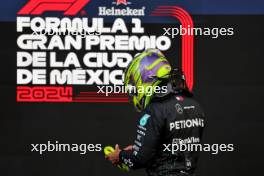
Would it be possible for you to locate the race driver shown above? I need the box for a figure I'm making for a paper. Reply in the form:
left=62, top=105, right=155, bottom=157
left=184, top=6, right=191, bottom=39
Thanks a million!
left=106, top=49, right=205, bottom=176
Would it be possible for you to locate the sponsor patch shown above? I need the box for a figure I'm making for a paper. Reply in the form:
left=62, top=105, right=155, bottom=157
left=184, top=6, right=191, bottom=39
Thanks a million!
left=139, top=114, right=150, bottom=126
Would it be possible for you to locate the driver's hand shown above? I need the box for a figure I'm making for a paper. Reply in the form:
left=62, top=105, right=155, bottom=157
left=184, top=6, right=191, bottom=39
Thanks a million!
left=123, top=145, right=133, bottom=151
left=105, top=144, right=121, bottom=165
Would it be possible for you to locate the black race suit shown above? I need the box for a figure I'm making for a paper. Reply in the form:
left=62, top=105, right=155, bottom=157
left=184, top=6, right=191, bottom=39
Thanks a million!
left=119, top=94, right=205, bottom=176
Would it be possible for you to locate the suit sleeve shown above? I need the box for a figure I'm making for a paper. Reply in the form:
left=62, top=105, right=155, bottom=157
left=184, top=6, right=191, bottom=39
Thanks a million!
left=119, top=105, right=164, bottom=169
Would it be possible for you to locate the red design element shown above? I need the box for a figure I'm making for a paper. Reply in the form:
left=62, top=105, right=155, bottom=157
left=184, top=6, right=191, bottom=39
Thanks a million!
left=116, top=0, right=127, bottom=5
left=151, top=6, right=194, bottom=91
left=16, top=87, right=129, bottom=103
left=18, top=0, right=90, bottom=15
left=73, top=92, right=129, bottom=102
left=16, top=86, right=72, bottom=102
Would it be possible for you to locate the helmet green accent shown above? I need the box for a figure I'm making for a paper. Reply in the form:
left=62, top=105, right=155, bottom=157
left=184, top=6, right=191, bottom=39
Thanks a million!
left=124, top=49, right=172, bottom=112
